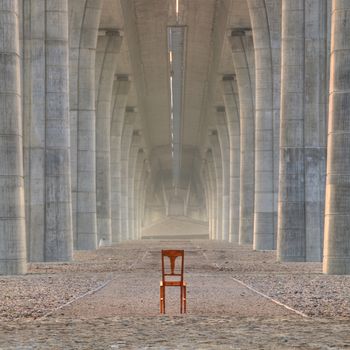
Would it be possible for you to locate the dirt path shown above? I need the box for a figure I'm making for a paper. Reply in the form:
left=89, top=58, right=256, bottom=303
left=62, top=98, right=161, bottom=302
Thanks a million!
left=55, top=240, right=293, bottom=318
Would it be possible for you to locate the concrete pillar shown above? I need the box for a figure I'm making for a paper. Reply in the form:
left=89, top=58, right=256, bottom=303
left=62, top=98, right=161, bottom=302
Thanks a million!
left=324, top=0, right=350, bottom=274
left=110, top=77, right=131, bottom=243
left=120, top=113, right=135, bottom=241
left=44, top=0, right=72, bottom=260
left=138, top=167, right=149, bottom=238
left=278, top=0, right=328, bottom=262
left=210, top=132, right=223, bottom=240
left=248, top=0, right=281, bottom=250
left=229, top=32, right=255, bottom=245
left=134, top=150, right=145, bottom=239
left=201, top=162, right=212, bottom=238
left=24, top=0, right=73, bottom=262
left=216, top=109, right=230, bottom=241
left=206, top=151, right=217, bottom=240
left=69, top=0, right=102, bottom=250
left=221, top=76, right=240, bottom=242
left=127, top=136, right=139, bottom=240
left=95, top=31, right=122, bottom=245
left=0, top=0, right=26, bottom=274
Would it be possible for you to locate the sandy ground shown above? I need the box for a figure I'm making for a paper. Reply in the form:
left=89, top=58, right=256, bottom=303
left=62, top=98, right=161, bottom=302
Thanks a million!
left=1, top=239, right=350, bottom=349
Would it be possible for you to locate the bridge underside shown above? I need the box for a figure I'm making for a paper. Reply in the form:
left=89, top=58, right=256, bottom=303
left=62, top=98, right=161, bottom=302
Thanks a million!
left=0, top=0, right=349, bottom=277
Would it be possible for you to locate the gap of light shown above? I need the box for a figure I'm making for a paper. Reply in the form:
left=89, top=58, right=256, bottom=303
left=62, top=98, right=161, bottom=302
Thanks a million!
left=167, top=26, right=186, bottom=187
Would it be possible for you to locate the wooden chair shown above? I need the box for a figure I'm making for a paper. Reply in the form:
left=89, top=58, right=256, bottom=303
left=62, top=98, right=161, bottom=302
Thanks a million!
left=160, top=249, right=186, bottom=314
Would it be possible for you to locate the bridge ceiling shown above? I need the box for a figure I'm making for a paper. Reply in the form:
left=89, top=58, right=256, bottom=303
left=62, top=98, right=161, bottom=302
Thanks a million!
left=100, top=0, right=251, bottom=170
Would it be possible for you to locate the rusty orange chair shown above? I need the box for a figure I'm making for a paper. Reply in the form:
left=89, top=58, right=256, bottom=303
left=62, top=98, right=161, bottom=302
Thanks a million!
left=160, top=250, right=186, bottom=314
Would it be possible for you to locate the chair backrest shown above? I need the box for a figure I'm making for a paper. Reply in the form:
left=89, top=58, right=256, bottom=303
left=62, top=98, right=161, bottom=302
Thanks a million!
left=161, top=250, right=184, bottom=283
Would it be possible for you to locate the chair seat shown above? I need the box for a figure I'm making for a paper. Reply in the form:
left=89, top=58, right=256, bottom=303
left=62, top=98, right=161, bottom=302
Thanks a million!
left=160, top=280, right=186, bottom=287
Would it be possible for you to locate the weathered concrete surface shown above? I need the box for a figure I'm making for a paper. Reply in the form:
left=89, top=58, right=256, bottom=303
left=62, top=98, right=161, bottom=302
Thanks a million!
left=278, top=0, right=328, bottom=262
left=24, top=0, right=73, bottom=263
left=324, top=0, right=350, bottom=274
left=69, top=0, right=102, bottom=250
left=95, top=32, right=122, bottom=245
left=229, top=33, right=255, bottom=245
left=278, top=0, right=306, bottom=262
left=221, top=77, right=240, bottom=243
left=0, top=0, right=26, bottom=274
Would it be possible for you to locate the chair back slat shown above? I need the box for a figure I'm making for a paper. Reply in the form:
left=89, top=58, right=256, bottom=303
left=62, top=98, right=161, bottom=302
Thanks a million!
left=161, top=250, right=184, bottom=283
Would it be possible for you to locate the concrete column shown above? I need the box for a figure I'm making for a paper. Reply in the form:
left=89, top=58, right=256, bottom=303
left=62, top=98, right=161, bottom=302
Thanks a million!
left=210, top=132, right=223, bottom=240
left=324, top=0, right=350, bottom=274
left=278, top=0, right=328, bottom=262
left=138, top=167, right=149, bottom=238
left=24, top=0, right=72, bottom=261
left=69, top=0, right=102, bottom=250
left=139, top=168, right=150, bottom=238
left=248, top=0, right=281, bottom=250
left=134, top=150, right=145, bottom=239
left=44, top=0, right=72, bottom=260
left=95, top=31, right=122, bottom=246
left=216, top=109, right=230, bottom=241
left=229, top=32, right=255, bottom=245
left=127, top=136, right=139, bottom=240
left=120, top=113, right=135, bottom=241
left=110, top=77, right=131, bottom=243
left=304, top=0, right=328, bottom=261
left=221, top=76, right=240, bottom=242
left=278, top=0, right=306, bottom=261
left=201, top=163, right=212, bottom=238
left=0, top=0, right=26, bottom=274
left=206, top=152, right=217, bottom=240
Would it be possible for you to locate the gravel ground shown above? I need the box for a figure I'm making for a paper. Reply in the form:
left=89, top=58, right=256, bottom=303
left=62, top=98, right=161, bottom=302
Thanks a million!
left=0, top=274, right=109, bottom=321
left=0, top=245, right=146, bottom=322
left=1, top=316, right=350, bottom=349
left=1, top=239, right=350, bottom=348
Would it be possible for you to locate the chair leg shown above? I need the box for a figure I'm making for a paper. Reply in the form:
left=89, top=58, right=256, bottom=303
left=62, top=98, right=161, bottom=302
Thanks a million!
left=180, top=286, right=183, bottom=314
left=160, top=286, right=165, bottom=314
left=160, top=286, right=163, bottom=313
left=183, top=285, right=186, bottom=313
